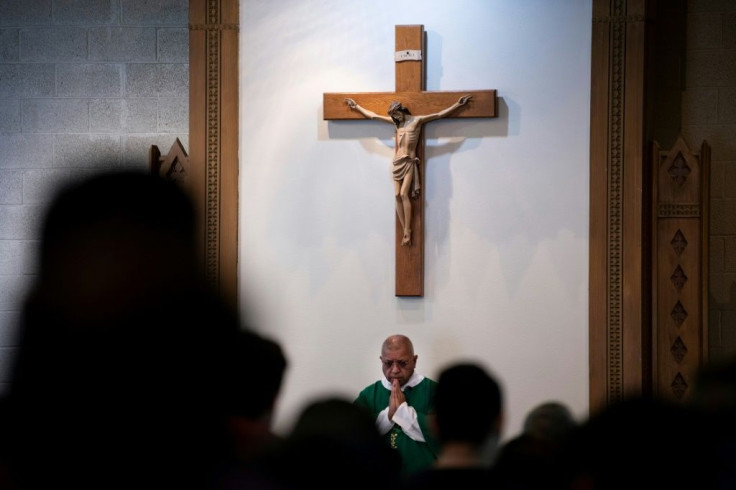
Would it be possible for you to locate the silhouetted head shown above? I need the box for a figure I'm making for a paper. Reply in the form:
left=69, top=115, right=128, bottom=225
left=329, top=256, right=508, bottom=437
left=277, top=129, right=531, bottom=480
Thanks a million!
left=32, top=170, right=201, bottom=327
left=267, top=397, right=401, bottom=489
left=522, top=401, right=577, bottom=446
left=434, top=362, right=502, bottom=445
left=2, top=170, right=248, bottom=489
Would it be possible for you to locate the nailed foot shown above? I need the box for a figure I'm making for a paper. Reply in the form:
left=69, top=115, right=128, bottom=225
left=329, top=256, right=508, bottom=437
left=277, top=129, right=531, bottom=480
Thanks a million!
left=402, top=230, right=412, bottom=246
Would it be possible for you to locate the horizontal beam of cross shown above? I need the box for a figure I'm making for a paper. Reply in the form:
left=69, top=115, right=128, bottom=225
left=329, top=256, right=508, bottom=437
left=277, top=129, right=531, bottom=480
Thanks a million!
left=324, top=90, right=496, bottom=120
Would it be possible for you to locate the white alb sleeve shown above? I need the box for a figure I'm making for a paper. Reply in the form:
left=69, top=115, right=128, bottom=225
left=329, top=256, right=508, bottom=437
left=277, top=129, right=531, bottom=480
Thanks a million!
left=390, top=402, right=426, bottom=442
left=375, top=407, right=394, bottom=435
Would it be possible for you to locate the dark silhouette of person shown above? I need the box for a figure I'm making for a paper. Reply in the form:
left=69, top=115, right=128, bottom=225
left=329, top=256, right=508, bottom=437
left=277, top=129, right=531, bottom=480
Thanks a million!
left=688, top=359, right=736, bottom=490
left=0, top=170, right=268, bottom=489
left=491, top=400, right=577, bottom=490
left=558, top=395, right=716, bottom=490
left=405, top=362, right=503, bottom=488
left=215, top=330, right=289, bottom=490
left=253, top=397, right=403, bottom=490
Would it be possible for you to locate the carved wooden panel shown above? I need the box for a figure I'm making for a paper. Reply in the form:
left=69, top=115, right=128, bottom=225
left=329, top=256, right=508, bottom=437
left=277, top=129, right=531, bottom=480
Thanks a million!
left=653, top=136, right=710, bottom=402
left=150, top=138, right=191, bottom=190
left=589, top=0, right=653, bottom=412
left=189, top=0, right=239, bottom=311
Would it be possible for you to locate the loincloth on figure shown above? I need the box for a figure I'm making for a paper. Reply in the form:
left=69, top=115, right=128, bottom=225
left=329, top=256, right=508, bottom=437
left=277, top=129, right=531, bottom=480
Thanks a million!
left=392, top=155, right=421, bottom=199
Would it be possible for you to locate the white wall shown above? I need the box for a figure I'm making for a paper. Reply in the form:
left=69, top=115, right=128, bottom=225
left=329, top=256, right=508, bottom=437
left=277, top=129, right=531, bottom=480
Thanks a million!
left=239, top=0, right=592, bottom=440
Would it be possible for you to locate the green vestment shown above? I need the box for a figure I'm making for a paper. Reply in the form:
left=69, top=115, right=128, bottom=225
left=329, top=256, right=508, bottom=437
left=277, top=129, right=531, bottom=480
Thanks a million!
left=354, top=377, right=440, bottom=476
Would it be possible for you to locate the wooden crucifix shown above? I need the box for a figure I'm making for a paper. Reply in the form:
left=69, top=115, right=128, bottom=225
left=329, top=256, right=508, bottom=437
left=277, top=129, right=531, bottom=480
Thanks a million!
left=323, top=25, right=497, bottom=296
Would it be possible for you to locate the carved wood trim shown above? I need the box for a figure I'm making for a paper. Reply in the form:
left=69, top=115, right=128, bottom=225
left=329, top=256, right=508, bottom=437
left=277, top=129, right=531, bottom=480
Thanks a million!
left=189, top=0, right=239, bottom=311
left=590, top=0, right=653, bottom=413
left=149, top=137, right=190, bottom=188
left=652, top=136, right=710, bottom=402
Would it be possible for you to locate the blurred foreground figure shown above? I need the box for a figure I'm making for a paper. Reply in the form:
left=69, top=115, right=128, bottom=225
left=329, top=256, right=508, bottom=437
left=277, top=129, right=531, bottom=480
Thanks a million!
left=254, top=397, right=402, bottom=490
left=406, top=362, right=502, bottom=488
left=492, top=401, right=577, bottom=490
left=559, top=395, right=716, bottom=490
left=0, top=171, right=252, bottom=489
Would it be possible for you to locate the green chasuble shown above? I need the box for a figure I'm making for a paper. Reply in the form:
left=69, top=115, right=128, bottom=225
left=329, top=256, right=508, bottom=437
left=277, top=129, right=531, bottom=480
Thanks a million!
left=354, top=377, right=440, bottom=476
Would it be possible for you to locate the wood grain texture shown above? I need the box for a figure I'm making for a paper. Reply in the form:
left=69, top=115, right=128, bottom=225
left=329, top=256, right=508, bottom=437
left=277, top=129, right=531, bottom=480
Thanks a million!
left=394, top=25, right=425, bottom=296
left=589, top=0, right=654, bottom=411
left=653, top=136, right=709, bottom=402
left=189, top=0, right=239, bottom=312
left=323, top=90, right=496, bottom=120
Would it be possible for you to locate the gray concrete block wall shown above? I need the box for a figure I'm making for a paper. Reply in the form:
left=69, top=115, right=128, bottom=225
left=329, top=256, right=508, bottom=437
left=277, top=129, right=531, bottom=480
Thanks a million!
left=685, top=0, right=736, bottom=362
left=0, top=0, right=189, bottom=394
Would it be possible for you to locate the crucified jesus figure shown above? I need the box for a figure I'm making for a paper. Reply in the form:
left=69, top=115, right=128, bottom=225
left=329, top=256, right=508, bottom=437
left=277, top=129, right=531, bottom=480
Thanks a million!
left=345, top=95, right=472, bottom=246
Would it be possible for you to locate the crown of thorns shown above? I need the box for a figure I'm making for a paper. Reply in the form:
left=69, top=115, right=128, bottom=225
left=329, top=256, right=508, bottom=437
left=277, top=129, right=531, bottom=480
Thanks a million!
left=387, top=101, right=409, bottom=115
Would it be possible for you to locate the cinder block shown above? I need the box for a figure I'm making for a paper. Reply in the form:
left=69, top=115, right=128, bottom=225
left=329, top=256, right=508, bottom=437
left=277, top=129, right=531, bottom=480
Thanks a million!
left=22, top=168, right=84, bottom=204
left=0, top=29, right=20, bottom=62
left=0, top=311, right=21, bottom=347
left=125, top=63, right=187, bottom=97
left=723, top=49, right=736, bottom=86
left=710, top=272, right=736, bottom=306
left=683, top=125, right=736, bottom=161
left=685, top=49, right=721, bottom=88
left=53, top=0, right=119, bottom=25
left=721, top=311, right=736, bottom=352
left=0, top=171, right=22, bottom=204
left=22, top=99, right=88, bottom=132
left=712, top=198, right=736, bottom=235
left=157, top=28, right=187, bottom=62
left=0, top=0, right=52, bottom=26
left=725, top=13, right=736, bottom=49
left=90, top=98, right=158, bottom=132
left=718, top=87, right=736, bottom=124
left=0, top=206, right=44, bottom=240
left=0, top=275, right=31, bottom=311
left=711, top=160, right=725, bottom=198
left=725, top=236, right=736, bottom=272
left=0, top=240, right=25, bottom=275
left=123, top=133, right=187, bottom=167
left=0, top=100, right=20, bottom=131
left=89, top=27, right=156, bottom=62
left=0, top=134, right=54, bottom=168
left=20, top=27, right=87, bottom=61
left=688, top=0, right=736, bottom=13
left=708, top=309, right=722, bottom=352
left=57, top=63, right=122, bottom=97
left=121, top=0, right=187, bottom=25
left=724, top=161, right=736, bottom=199
left=0, top=64, right=55, bottom=98
left=711, top=236, right=725, bottom=273
left=682, top=88, right=718, bottom=125
left=54, top=134, right=121, bottom=168
left=686, top=12, right=722, bottom=50
left=158, top=97, right=187, bottom=132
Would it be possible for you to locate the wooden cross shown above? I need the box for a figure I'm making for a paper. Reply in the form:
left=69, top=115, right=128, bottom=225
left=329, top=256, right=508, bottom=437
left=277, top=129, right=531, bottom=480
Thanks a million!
left=323, top=25, right=497, bottom=297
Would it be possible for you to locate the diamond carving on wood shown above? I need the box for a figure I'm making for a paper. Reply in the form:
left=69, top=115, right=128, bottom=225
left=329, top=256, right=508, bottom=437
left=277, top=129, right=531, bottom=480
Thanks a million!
left=671, top=229, right=687, bottom=256
left=671, top=301, right=688, bottom=328
left=668, top=152, right=691, bottom=186
left=671, top=336, right=687, bottom=364
left=166, top=158, right=187, bottom=184
left=671, top=373, right=688, bottom=400
left=670, top=265, right=688, bottom=293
